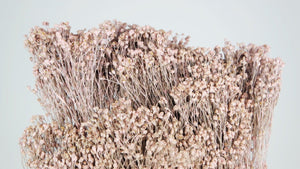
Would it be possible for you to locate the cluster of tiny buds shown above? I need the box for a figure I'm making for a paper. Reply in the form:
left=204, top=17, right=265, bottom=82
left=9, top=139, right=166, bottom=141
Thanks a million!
left=20, top=21, right=283, bottom=168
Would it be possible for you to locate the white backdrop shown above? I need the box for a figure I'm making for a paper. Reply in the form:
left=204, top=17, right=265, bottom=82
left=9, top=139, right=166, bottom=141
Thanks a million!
left=0, top=0, right=299, bottom=168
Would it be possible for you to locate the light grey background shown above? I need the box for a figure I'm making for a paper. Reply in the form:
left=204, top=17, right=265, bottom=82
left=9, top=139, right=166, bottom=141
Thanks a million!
left=0, top=0, right=299, bottom=168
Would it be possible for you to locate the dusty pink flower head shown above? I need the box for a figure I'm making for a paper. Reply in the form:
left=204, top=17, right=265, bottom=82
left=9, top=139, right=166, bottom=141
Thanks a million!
left=20, top=20, right=284, bottom=169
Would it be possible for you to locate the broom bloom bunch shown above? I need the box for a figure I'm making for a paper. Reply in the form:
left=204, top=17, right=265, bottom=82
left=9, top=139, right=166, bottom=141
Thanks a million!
left=20, top=21, right=284, bottom=168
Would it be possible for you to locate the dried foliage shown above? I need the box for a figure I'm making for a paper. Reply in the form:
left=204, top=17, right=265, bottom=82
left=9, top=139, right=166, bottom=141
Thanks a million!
left=20, top=21, right=284, bottom=168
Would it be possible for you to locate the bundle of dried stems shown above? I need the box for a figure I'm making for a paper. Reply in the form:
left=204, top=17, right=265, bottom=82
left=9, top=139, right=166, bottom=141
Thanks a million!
left=20, top=21, right=284, bottom=169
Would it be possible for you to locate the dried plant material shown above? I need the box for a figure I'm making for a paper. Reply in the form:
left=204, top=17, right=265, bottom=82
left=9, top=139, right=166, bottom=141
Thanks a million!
left=20, top=20, right=284, bottom=169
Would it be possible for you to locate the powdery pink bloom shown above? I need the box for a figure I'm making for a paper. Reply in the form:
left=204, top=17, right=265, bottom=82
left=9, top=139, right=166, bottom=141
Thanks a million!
left=20, top=21, right=284, bottom=169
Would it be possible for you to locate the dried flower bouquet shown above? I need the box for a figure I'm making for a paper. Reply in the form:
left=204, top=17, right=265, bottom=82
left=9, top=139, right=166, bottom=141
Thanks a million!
left=20, top=21, right=284, bottom=169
